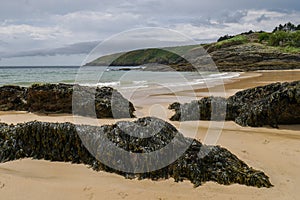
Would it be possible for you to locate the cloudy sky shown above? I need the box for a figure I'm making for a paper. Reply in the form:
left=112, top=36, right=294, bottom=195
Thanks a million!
left=0, top=0, right=299, bottom=66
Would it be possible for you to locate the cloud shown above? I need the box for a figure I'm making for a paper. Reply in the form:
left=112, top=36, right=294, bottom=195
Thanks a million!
left=256, top=14, right=270, bottom=23
left=2, top=8, right=300, bottom=60
left=0, top=10, right=144, bottom=53
left=220, top=10, right=248, bottom=23
left=0, top=0, right=300, bottom=65
left=0, top=24, right=70, bottom=41
left=172, top=9, right=300, bottom=41
left=52, top=11, right=142, bottom=39
left=1, top=41, right=99, bottom=58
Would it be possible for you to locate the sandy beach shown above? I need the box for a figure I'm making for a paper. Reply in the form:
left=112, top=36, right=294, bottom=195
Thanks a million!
left=0, top=70, right=300, bottom=200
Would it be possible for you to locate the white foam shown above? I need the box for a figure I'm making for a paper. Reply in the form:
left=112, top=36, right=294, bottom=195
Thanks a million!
left=80, top=81, right=121, bottom=87
left=78, top=72, right=240, bottom=91
left=132, top=80, right=147, bottom=85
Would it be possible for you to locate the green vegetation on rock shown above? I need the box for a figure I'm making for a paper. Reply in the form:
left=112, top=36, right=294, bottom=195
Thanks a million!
left=258, top=30, right=300, bottom=48
left=110, top=48, right=187, bottom=66
left=212, top=35, right=248, bottom=49
left=86, top=45, right=201, bottom=68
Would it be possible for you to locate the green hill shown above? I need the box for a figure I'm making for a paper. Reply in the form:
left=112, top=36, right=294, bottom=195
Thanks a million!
left=86, top=44, right=201, bottom=71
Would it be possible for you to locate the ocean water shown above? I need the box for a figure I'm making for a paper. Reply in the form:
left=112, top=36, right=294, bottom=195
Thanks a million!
left=0, top=66, right=240, bottom=91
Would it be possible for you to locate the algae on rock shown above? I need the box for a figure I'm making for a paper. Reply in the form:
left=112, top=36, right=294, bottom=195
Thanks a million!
left=169, top=81, right=300, bottom=127
left=0, top=117, right=272, bottom=188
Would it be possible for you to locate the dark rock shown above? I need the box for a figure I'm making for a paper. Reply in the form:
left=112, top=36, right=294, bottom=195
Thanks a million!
left=169, top=97, right=228, bottom=121
left=229, top=81, right=300, bottom=127
left=0, top=83, right=135, bottom=118
left=95, top=86, right=135, bottom=118
left=0, top=85, right=27, bottom=111
left=208, top=44, right=300, bottom=72
left=169, top=81, right=300, bottom=127
left=0, top=117, right=272, bottom=188
left=27, top=83, right=73, bottom=114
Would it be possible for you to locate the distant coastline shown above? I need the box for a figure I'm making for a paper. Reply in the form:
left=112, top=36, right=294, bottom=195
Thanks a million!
left=86, top=25, right=300, bottom=72
left=0, top=66, right=80, bottom=69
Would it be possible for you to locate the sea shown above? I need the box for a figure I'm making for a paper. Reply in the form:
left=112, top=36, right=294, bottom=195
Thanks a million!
left=0, top=66, right=240, bottom=92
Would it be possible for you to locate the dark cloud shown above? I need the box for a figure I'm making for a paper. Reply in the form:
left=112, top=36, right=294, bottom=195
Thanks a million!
left=1, top=41, right=99, bottom=58
left=256, top=14, right=270, bottom=22
left=220, top=10, right=248, bottom=23
left=1, top=0, right=299, bottom=22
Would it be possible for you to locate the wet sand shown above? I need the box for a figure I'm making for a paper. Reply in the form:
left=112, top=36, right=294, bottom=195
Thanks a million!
left=0, top=70, right=300, bottom=200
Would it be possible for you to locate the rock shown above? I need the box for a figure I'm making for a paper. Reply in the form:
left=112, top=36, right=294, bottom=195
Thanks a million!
left=169, top=97, right=228, bottom=121
left=95, top=86, right=135, bottom=118
left=207, top=43, right=300, bottom=72
left=27, top=83, right=73, bottom=114
left=169, top=81, right=300, bottom=127
left=0, top=83, right=135, bottom=118
left=0, top=117, right=273, bottom=188
left=0, top=85, right=27, bottom=111
left=229, top=81, right=300, bottom=127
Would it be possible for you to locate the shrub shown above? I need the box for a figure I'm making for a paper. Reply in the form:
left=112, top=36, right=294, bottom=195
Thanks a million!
left=289, top=31, right=300, bottom=47
left=268, top=31, right=290, bottom=46
left=258, top=32, right=270, bottom=42
left=268, top=30, right=300, bottom=47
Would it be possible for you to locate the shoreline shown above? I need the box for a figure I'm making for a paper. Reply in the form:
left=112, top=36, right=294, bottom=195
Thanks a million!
left=0, top=70, right=299, bottom=200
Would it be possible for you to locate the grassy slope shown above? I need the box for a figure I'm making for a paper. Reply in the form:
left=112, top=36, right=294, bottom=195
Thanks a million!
left=85, top=44, right=201, bottom=66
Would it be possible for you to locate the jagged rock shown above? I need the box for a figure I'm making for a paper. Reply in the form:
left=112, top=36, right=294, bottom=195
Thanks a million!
left=0, top=83, right=135, bottom=118
left=0, top=117, right=272, bottom=188
left=169, top=81, right=300, bottom=127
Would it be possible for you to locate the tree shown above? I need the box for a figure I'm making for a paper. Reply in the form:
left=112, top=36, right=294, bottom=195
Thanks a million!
left=283, top=22, right=296, bottom=31
left=273, top=22, right=299, bottom=32
left=279, top=24, right=284, bottom=31
left=217, top=34, right=234, bottom=42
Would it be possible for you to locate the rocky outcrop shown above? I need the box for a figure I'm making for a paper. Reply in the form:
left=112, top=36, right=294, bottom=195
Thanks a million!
left=208, top=43, right=300, bottom=72
left=0, top=83, right=135, bottom=118
left=169, top=81, right=300, bottom=127
left=0, top=117, right=272, bottom=188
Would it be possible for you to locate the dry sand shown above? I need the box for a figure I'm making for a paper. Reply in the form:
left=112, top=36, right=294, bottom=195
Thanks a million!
left=0, top=70, right=300, bottom=200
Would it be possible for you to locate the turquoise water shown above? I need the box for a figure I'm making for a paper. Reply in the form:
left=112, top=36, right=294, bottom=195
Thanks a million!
left=0, top=66, right=79, bottom=86
left=0, top=66, right=240, bottom=90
